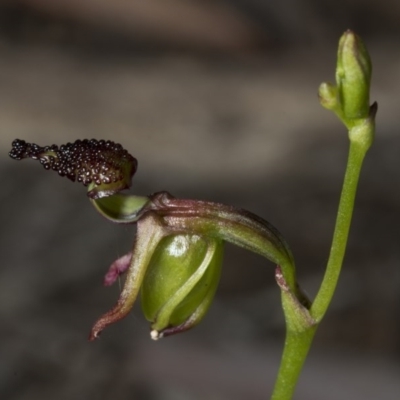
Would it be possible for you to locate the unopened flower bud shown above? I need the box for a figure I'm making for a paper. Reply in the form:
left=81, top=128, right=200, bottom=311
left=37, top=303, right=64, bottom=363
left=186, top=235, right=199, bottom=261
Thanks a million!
left=318, top=82, right=339, bottom=111
left=336, top=30, right=372, bottom=120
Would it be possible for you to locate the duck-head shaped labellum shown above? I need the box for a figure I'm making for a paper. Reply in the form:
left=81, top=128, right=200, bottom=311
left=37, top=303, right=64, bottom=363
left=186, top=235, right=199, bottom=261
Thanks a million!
left=9, top=139, right=137, bottom=199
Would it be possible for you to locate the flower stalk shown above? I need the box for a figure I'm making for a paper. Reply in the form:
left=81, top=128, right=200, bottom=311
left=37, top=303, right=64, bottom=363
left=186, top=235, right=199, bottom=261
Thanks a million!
left=271, top=30, right=376, bottom=399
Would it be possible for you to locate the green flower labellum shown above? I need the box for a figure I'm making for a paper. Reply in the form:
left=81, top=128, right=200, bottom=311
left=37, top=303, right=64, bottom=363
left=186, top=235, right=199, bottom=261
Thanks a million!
left=141, top=234, right=224, bottom=339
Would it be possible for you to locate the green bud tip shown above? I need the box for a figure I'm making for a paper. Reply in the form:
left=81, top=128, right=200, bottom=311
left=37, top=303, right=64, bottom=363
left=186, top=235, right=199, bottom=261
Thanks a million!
left=318, top=82, right=339, bottom=111
left=336, top=30, right=372, bottom=120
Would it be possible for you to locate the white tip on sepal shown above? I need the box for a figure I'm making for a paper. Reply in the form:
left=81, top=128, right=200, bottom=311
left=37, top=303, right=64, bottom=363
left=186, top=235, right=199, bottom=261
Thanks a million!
left=150, top=330, right=163, bottom=340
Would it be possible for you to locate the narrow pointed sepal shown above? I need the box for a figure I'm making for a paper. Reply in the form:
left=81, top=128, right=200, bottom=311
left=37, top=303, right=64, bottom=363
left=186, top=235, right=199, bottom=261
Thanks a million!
left=89, top=212, right=167, bottom=340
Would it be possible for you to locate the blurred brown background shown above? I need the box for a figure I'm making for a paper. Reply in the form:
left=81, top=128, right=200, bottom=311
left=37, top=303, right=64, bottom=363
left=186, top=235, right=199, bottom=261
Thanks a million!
left=1, top=1, right=399, bottom=399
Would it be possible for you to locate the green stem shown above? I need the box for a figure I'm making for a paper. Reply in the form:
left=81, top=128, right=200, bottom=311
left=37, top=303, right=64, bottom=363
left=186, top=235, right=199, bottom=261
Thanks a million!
left=271, top=326, right=317, bottom=400
left=270, top=117, right=373, bottom=398
left=310, top=139, right=368, bottom=321
left=269, top=140, right=366, bottom=400
left=270, top=30, right=375, bottom=397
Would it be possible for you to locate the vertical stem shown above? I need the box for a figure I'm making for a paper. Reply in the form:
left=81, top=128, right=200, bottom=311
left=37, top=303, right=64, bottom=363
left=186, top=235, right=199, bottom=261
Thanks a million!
left=271, top=326, right=317, bottom=400
left=270, top=135, right=371, bottom=399
left=310, top=140, right=368, bottom=321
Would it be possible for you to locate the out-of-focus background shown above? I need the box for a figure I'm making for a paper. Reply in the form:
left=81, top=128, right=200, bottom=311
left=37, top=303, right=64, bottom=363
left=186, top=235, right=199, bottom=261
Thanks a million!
left=1, top=1, right=399, bottom=399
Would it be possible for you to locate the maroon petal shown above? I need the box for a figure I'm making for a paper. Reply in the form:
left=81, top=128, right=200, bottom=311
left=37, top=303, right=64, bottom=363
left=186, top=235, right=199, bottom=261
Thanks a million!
left=103, top=253, right=132, bottom=286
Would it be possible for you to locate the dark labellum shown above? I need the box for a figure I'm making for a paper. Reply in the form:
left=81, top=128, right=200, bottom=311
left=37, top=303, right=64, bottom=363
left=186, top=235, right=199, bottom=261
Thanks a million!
left=9, top=139, right=137, bottom=191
